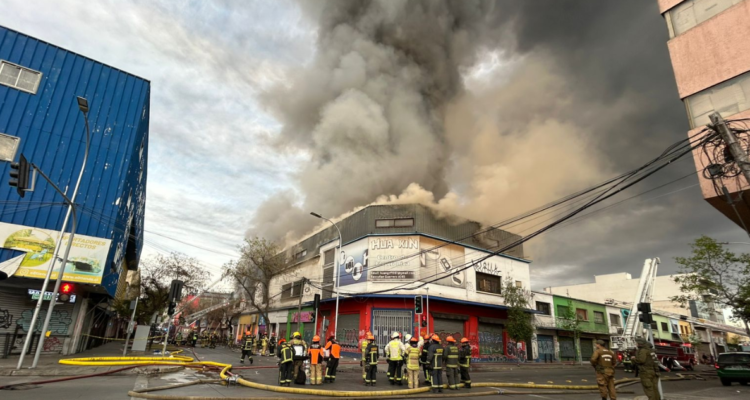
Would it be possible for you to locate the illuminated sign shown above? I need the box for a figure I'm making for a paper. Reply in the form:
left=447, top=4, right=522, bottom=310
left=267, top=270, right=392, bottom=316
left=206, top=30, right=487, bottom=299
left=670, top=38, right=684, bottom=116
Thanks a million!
left=27, top=288, right=76, bottom=303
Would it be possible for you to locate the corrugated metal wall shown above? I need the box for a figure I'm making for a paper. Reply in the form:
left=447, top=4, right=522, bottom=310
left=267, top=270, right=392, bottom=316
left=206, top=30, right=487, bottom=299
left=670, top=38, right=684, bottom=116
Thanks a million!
left=0, top=26, right=149, bottom=297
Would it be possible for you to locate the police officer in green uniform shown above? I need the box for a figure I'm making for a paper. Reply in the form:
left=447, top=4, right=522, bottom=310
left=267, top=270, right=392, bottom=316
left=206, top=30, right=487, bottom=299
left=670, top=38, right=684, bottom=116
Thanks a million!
left=633, top=337, right=660, bottom=400
left=590, top=339, right=616, bottom=400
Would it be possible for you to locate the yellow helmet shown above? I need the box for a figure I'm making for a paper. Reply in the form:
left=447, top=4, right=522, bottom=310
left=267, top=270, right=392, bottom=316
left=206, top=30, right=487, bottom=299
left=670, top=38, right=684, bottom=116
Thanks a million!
left=293, top=331, right=301, bottom=338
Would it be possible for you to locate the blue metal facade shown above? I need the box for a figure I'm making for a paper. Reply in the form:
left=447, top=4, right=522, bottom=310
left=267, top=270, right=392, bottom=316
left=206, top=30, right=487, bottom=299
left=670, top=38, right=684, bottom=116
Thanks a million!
left=0, top=26, right=149, bottom=297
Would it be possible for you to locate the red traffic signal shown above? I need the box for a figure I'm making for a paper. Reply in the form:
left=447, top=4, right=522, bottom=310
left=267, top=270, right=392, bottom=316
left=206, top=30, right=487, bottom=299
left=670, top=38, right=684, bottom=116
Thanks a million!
left=60, top=282, right=74, bottom=294
left=420, top=314, right=427, bottom=327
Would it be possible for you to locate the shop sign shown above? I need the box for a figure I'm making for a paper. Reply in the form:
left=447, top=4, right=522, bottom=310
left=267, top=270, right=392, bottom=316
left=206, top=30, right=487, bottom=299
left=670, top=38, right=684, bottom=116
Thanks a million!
left=27, top=288, right=76, bottom=303
left=371, top=270, right=415, bottom=281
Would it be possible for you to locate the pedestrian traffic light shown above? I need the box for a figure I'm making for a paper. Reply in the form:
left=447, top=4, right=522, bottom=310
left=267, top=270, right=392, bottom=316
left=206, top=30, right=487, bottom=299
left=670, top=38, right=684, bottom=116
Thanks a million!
left=415, top=295, right=423, bottom=315
left=59, top=282, right=74, bottom=302
left=420, top=314, right=427, bottom=327
left=8, top=153, right=31, bottom=197
left=168, top=302, right=176, bottom=316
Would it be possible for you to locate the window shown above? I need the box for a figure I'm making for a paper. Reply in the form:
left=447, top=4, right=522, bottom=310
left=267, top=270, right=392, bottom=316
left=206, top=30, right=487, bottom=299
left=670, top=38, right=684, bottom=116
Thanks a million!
left=661, top=322, right=669, bottom=332
left=575, top=308, right=588, bottom=321
left=375, top=218, right=414, bottom=228
left=557, top=305, right=571, bottom=318
left=0, top=132, right=21, bottom=162
left=476, top=272, right=501, bottom=294
left=667, top=0, right=742, bottom=37
left=593, top=311, right=605, bottom=324
left=536, top=301, right=551, bottom=315
left=0, top=61, right=42, bottom=94
left=515, top=280, right=523, bottom=288
left=609, top=313, right=621, bottom=327
left=685, top=70, right=750, bottom=128
left=293, top=249, right=307, bottom=260
left=280, top=279, right=304, bottom=300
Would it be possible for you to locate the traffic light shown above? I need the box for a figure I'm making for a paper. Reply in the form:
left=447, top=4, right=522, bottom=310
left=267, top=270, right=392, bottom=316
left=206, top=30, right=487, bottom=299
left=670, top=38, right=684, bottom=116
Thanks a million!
left=8, top=153, right=31, bottom=197
left=415, top=295, right=423, bottom=315
left=59, top=282, right=74, bottom=302
left=168, top=302, right=176, bottom=316
left=168, top=280, right=184, bottom=303
left=638, top=302, right=653, bottom=324
left=420, top=314, right=427, bottom=327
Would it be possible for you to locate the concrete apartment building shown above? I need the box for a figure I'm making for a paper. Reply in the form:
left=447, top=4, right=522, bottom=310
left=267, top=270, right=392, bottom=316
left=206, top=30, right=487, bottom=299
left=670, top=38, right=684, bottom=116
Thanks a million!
left=658, top=0, right=750, bottom=226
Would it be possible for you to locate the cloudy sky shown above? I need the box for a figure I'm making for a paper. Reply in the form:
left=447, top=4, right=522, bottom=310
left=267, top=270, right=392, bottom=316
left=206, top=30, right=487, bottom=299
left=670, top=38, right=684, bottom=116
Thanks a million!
left=2, top=0, right=746, bottom=291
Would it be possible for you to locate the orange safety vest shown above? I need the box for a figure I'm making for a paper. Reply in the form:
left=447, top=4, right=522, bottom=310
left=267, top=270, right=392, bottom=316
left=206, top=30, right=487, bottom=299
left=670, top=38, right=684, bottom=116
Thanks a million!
left=325, top=341, right=341, bottom=359
left=308, top=344, right=325, bottom=365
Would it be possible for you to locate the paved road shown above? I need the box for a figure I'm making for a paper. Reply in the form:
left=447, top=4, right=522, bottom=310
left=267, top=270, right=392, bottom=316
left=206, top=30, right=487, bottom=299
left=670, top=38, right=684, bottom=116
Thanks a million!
left=2, top=345, right=747, bottom=399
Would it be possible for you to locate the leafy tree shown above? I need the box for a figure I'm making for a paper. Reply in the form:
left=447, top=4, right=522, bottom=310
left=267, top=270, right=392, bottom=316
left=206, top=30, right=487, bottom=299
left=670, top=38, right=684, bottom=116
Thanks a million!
left=113, top=252, right=210, bottom=325
left=556, top=300, right=583, bottom=362
left=671, top=236, right=750, bottom=335
left=503, top=278, right=535, bottom=344
left=223, top=237, right=286, bottom=332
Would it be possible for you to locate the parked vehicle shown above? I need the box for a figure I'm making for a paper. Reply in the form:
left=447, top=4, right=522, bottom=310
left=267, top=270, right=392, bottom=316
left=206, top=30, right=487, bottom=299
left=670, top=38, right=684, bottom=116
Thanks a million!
left=715, top=352, right=750, bottom=386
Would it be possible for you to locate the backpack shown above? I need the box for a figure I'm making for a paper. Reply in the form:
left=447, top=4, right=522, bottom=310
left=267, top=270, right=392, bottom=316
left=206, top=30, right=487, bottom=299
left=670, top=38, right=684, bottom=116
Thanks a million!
left=295, top=368, right=307, bottom=385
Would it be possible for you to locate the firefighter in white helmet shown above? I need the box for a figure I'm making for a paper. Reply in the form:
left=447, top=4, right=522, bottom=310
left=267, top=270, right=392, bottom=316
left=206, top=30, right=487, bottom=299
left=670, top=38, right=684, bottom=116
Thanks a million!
left=385, top=331, right=407, bottom=385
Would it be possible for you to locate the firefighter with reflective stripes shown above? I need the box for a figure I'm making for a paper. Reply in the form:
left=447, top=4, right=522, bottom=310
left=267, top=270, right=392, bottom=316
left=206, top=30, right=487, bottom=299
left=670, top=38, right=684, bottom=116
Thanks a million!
left=386, top=331, right=406, bottom=385
left=240, top=333, right=254, bottom=364
left=420, top=333, right=432, bottom=385
left=405, top=335, right=421, bottom=388
left=260, top=333, right=269, bottom=356
left=308, top=335, right=325, bottom=385
left=427, top=334, right=444, bottom=393
left=360, top=331, right=372, bottom=383
left=459, top=337, right=472, bottom=388
left=277, top=338, right=293, bottom=386
left=324, top=336, right=340, bottom=383
left=444, top=336, right=460, bottom=390
left=364, top=333, right=379, bottom=386
left=289, top=332, right=308, bottom=381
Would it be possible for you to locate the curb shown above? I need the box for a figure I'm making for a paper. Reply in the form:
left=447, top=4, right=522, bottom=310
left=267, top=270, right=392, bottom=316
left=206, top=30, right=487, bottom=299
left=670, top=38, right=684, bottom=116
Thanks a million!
left=0, top=365, right=184, bottom=377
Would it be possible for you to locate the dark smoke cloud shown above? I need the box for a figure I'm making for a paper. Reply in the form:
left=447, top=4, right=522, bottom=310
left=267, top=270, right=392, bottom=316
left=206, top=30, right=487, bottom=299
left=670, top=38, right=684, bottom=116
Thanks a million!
left=250, top=0, right=745, bottom=287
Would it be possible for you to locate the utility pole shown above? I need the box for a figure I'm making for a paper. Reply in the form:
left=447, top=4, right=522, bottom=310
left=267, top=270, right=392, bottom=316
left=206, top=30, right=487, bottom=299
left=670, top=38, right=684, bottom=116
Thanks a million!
left=710, top=112, right=750, bottom=184
left=296, top=278, right=307, bottom=333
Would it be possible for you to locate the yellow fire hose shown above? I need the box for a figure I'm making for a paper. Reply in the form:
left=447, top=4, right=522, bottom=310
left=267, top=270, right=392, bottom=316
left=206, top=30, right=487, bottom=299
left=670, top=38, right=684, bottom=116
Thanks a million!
left=57, top=354, right=675, bottom=398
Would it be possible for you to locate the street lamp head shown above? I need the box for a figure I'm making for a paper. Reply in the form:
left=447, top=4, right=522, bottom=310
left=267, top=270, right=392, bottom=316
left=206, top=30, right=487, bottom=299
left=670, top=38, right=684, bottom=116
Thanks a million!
left=310, top=212, right=322, bottom=218
left=76, top=96, right=89, bottom=113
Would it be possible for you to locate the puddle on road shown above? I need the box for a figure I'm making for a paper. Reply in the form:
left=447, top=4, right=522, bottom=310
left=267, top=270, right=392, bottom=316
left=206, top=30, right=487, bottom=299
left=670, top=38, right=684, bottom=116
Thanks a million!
left=160, top=370, right=210, bottom=384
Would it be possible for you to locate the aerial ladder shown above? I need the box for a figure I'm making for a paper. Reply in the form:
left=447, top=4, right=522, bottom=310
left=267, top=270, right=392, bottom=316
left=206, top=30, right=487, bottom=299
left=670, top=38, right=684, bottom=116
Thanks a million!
left=610, top=258, right=660, bottom=351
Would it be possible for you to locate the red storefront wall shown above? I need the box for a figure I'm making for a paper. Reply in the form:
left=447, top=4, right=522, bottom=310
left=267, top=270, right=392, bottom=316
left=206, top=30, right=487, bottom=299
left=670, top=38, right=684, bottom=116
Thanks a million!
left=315, top=296, right=526, bottom=361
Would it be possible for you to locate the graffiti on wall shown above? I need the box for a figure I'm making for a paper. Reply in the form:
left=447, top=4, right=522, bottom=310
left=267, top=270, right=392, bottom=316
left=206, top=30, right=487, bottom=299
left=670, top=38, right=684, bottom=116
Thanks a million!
left=43, top=336, right=62, bottom=352
left=537, top=337, right=555, bottom=356
left=17, top=309, right=72, bottom=334
left=477, top=331, right=503, bottom=356
left=0, top=308, right=13, bottom=329
left=505, top=338, right=526, bottom=362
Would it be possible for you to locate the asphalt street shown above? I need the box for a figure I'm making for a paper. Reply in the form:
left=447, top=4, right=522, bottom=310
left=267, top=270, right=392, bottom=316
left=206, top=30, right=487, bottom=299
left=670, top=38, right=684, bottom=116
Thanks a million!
left=1, top=345, right=747, bottom=399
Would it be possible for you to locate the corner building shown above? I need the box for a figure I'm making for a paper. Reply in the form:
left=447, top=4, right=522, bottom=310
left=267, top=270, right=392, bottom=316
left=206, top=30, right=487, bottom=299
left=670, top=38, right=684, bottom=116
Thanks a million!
left=245, top=204, right=533, bottom=362
left=0, top=26, right=148, bottom=355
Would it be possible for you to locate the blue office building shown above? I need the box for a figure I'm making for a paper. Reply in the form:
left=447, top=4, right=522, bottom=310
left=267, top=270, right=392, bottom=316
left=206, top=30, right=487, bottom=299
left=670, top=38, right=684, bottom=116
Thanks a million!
left=0, top=26, right=149, bottom=355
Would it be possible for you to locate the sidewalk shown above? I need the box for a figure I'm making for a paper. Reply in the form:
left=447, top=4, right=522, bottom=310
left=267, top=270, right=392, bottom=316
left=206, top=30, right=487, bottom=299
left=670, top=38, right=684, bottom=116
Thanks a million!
left=0, top=340, right=183, bottom=376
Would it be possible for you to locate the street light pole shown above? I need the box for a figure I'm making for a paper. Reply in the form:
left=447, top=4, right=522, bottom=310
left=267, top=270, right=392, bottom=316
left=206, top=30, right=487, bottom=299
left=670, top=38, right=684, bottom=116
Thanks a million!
left=310, top=212, right=342, bottom=338
left=17, top=97, right=91, bottom=370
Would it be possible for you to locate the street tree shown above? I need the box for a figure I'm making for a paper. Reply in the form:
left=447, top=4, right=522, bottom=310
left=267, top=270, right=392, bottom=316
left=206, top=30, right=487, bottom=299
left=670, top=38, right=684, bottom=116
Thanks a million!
left=223, top=237, right=286, bottom=334
left=671, top=236, right=750, bottom=335
left=502, top=277, right=535, bottom=355
left=113, top=252, right=210, bottom=325
left=556, top=300, right=583, bottom=362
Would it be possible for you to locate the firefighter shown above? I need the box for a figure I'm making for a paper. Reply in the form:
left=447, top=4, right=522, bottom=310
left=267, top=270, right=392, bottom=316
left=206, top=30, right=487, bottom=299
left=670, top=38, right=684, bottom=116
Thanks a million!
left=360, top=331, right=372, bottom=383
left=459, top=337, right=472, bottom=388
left=623, top=352, right=633, bottom=373
left=175, top=332, right=183, bottom=346
left=364, top=333, right=379, bottom=386
left=269, top=332, right=277, bottom=354
left=324, top=336, right=341, bottom=383
left=191, top=331, right=198, bottom=347
left=590, top=339, right=617, bottom=400
left=634, top=338, right=661, bottom=400
left=386, top=331, right=406, bottom=385
left=209, top=332, right=216, bottom=349
left=289, top=332, right=308, bottom=381
left=260, top=333, right=269, bottom=356
left=240, top=332, right=255, bottom=364
left=277, top=338, right=293, bottom=386
left=405, top=335, right=421, bottom=389
left=427, top=334, right=444, bottom=393
left=444, top=336, right=460, bottom=390
left=420, top=333, right=432, bottom=386
left=308, top=335, right=325, bottom=385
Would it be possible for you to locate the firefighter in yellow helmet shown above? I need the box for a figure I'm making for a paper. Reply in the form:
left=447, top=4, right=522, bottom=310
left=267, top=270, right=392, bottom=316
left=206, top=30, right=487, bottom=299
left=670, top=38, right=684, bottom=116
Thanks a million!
left=289, top=332, right=307, bottom=381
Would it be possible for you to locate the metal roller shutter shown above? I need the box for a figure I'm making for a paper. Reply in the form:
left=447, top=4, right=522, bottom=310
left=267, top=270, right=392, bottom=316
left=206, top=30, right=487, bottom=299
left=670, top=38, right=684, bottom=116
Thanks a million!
left=477, top=323, right=503, bottom=357
left=537, top=335, right=555, bottom=361
left=335, top=313, right=360, bottom=352
left=0, top=287, right=75, bottom=356
left=372, top=310, right=412, bottom=349
left=434, top=318, right=464, bottom=343
left=580, top=338, right=594, bottom=360
left=558, top=336, right=576, bottom=361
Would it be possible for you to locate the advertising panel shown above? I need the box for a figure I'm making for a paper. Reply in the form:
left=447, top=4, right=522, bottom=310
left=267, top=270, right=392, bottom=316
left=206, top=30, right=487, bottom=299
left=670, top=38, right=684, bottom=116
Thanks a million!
left=0, top=221, right=111, bottom=284
left=368, top=236, right=419, bottom=282
left=338, top=239, right=369, bottom=286
left=419, top=237, right=465, bottom=288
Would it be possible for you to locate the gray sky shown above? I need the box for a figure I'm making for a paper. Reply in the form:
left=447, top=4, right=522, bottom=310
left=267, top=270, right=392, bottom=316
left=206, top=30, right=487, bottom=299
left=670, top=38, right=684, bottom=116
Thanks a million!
left=2, top=0, right=746, bottom=291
